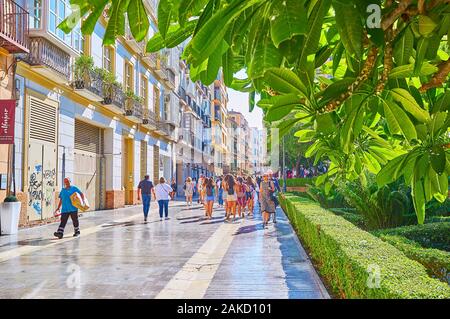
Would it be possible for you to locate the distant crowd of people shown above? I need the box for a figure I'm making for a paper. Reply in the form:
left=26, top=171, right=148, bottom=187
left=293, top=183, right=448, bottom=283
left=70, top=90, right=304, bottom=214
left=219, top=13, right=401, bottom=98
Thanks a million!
left=182, top=171, right=281, bottom=228
left=52, top=170, right=283, bottom=239
left=286, top=163, right=328, bottom=179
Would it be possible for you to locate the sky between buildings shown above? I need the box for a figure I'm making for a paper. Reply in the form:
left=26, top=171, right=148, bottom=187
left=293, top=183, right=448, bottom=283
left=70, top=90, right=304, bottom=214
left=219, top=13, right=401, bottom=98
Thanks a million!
left=226, top=70, right=264, bottom=130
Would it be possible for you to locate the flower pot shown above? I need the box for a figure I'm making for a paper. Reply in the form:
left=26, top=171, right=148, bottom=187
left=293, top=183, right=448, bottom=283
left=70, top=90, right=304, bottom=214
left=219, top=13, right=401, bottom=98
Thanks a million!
left=103, top=97, right=112, bottom=105
left=0, top=202, right=21, bottom=235
left=74, top=80, right=85, bottom=90
left=125, top=109, right=133, bottom=116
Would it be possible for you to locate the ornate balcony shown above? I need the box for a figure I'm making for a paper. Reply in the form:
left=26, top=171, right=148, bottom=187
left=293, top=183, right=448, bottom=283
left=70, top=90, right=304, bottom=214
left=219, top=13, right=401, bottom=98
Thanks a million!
left=155, top=120, right=170, bottom=136
left=24, top=37, right=70, bottom=82
left=71, top=69, right=104, bottom=102
left=0, top=0, right=28, bottom=53
left=165, top=68, right=176, bottom=89
left=155, top=56, right=168, bottom=79
left=102, top=84, right=125, bottom=114
left=125, top=98, right=144, bottom=123
left=143, top=109, right=157, bottom=130
left=143, top=52, right=157, bottom=68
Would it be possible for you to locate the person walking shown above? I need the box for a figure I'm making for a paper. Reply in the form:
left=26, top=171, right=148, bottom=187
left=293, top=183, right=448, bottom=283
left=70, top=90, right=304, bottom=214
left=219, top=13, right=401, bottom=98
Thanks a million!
left=260, top=172, right=276, bottom=229
left=269, top=171, right=281, bottom=223
left=184, top=177, right=194, bottom=206
left=155, top=177, right=173, bottom=221
left=246, top=176, right=256, bottom=216
left=224, top=175, right=238, bottom=222
left=217, top=177, right=224, bottom=208
left=137, top=175, right=156, bottom=223
left=197, top=175, right=204, bottom=204
left=201, top=177, right=208, bottom=214
left=53, top=177, right=85, bottom=239
left=170, top=178, right=177, bottom=200
left=236, top=177, right=247, bottom=218
left=204, top=177, right=216, bottom=220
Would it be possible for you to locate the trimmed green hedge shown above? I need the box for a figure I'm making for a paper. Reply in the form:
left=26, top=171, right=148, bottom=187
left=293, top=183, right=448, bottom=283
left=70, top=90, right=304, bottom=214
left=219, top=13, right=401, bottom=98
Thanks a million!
left=280, top=193, right=450, bottom=299
left=279, top=178, right=315, bottom=187
left=427, top=216, right=450, bottom=224
left=373, top=223, right=450, bottom=252
left=376, top=234, right=449, bottom=284
left=329, top=208, right=366, bottom=229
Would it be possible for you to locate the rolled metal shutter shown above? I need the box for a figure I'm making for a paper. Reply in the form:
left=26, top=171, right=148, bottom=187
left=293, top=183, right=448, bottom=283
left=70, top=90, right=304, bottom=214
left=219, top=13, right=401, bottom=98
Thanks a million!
left=29, top=97, right=57, bottom=143
left=74, top=120, right=103, bottom=154
left=153, top=145, right=159, bottom=182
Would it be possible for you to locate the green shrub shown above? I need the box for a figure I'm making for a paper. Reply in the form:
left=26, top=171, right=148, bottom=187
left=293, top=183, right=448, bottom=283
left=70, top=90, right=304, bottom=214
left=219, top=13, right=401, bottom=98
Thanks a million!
left=4, top=196, right=18, bottom=203
left=279, top=178, right=315, bottom=188
left=376, top=234, right=450, bottom=284
left=307, top=185, right=349, bottom=209
left=373, top=223, right=450, bottom=252
left=426, top=198, right=450, bottom=217
left=337, top=175, right=413, bottom=230
left=279, top=193, right=450, bottom=299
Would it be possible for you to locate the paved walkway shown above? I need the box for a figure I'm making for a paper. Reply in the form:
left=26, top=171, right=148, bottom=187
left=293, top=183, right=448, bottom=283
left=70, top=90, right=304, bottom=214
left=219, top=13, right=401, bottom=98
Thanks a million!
left=0, top=200, right=329, bottom=299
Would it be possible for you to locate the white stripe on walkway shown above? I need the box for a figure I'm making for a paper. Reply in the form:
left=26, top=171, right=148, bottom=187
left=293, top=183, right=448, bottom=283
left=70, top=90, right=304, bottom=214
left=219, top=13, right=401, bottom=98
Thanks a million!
left=0, top=202, right=185, bottom=264
left=155, top=219, right=243, bottom=299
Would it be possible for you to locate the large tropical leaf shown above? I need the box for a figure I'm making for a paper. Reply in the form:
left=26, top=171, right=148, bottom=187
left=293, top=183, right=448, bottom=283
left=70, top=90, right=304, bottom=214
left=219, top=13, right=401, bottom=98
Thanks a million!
left=178, top=0, right=209, bottom=27
left=103, top=0, right=130, bottom=45
left=186, top=0, right=263, bottom=65
left=158, top=0, right=178, bottom=40
left=263, top=68, right=308, bottom=97
left=382, top=99, right=417, bottom=141
left=332, top=0, right=363, bottom=59
left=128, top=0, right=149, bottom=41
left=297, top=0, right=331, bottom=68
left=248, top=22, right=283, bottom=79
left=265, top=94, right=304, bottom=122
left=270, top=0, right=307, bottom=48
left=393, top=27, right=414, bottom=66
left=390, top=88, right=431, bottom=123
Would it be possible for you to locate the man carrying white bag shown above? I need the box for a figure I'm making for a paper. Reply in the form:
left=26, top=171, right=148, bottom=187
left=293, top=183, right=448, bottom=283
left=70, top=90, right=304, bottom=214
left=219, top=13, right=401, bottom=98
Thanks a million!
left=53, top=177, right=89, bottom=239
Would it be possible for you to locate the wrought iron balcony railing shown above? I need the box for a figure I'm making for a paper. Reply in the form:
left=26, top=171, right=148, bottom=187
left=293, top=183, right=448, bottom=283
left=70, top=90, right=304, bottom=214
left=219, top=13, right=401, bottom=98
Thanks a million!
left=125, top=99, right=144, bottom=119
left=71, top=68, right=104, bottom=101
left=143, top=109, right=157, bottom=126
left=0, top=0, right=28, bottom=53
left=25, top=37, right=70, bottom=80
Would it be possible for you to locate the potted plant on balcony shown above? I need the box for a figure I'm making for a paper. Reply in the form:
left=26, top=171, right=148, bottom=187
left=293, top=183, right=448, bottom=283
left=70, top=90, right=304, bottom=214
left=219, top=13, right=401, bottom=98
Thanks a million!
left=0, top=195, right=22, bottom=235
left=124, top=90, right=143, bottom=116
left=73, top=55, right=94, bottom=89
left=97, top=68, right=119, bottom=105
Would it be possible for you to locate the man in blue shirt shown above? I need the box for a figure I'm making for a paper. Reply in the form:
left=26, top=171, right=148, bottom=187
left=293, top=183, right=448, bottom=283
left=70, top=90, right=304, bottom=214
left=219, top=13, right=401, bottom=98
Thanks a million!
left=53, top=177, right=85, bottom=239
left=137, top=175, right=156, bottom=223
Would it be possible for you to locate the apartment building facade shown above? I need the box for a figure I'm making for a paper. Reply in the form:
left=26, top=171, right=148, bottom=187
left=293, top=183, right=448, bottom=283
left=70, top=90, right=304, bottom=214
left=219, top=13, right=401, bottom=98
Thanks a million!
left=9, top=0, right=184, bottom=225
left=250, top=127, right=264, bottom=176
left=211, top=71, right=228, bottom=177
left=176, top=42, right=214, bottom=194
left=227, top=110, right=250, bottom=176
left=0, top=0, right=29, bottom=202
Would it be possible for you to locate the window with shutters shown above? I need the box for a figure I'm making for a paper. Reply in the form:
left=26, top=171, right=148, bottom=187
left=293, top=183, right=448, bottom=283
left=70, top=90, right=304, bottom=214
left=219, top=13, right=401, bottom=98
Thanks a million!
left=153, top=86, right=160, bottom=119
left=29, top=96, right=57, bottom=144
left=103, top=46, right=114, bottom=72
left=124, top=61, right=133, bottom=93
left=141, top=75, right=148, bottom=109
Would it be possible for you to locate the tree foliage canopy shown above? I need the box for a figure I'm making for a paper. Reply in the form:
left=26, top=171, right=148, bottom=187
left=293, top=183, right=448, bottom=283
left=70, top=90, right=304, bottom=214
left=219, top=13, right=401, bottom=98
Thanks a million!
left=61, top=0, right=450, bottom=223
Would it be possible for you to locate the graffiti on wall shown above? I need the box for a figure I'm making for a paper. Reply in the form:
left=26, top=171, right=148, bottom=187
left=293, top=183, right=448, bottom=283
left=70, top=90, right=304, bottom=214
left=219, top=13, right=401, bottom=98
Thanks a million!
left=43, top=168, right=56, bottom=207
left=28, top=165, right=43, bottom=215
